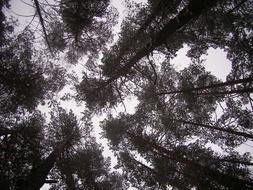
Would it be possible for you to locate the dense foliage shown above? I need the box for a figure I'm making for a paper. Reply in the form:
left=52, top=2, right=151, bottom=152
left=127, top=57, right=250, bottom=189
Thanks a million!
left=1, top=0, right=253, bottom=190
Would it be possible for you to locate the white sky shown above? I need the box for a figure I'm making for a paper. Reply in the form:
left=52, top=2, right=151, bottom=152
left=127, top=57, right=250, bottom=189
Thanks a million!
left=170, top=45, right=232, bottom=81
left=6, top=0, right=253, bottom=189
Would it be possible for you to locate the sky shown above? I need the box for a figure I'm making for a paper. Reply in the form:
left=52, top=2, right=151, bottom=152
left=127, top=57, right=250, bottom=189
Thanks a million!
left=6, top=0, right=253, bottom=189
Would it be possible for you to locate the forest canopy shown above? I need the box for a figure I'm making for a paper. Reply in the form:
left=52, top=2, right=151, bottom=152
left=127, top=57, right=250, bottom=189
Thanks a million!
left=0, top=0, right=253, bottom=190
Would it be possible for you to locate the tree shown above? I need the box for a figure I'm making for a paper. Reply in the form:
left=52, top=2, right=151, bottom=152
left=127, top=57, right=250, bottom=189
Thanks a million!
left=0, top=29, right=67, bottom=114
left=0, top=0, right=13, bottom=44
left=0, top=111, right=45, bottom=190
left=83, top=0, right=221, bottom=86
left=10, top=107, right=85, bottom=190
left=77, top=0, right=253, bottom=111
left=60, top=0, right=110, bottom=38
left=2, top=0, right=253, bottom=189
left=0, top=106, right=88, bottom=190
left=46, top=107, right=127, bottom=190
left=101, top=115, right=253, bottom=189
left=15, top=139, right=69, bottom=190
left=24, top=0, right=118, bottom=62
left=0, top=3, right=122, bottom=189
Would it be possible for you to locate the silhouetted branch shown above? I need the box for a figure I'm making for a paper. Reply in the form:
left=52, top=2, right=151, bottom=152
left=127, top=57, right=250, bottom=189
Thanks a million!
left=147, top=55, right=157, bottom=85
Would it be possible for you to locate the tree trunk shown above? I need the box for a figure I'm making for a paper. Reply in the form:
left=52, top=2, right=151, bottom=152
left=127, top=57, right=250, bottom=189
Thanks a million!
left=99, top=0, right=222, bottom=88
left=33, top=0, right=53, bottom=55
left=127, top=132, right=253, bottom=190
left=65, top=171, right=76, bottom=190
left=156, top=77, right=253, bottom=96
left=169, top=118, right=253, bottom=140
left=196, top=87, right=253, bottom=96
left=123, top=153, right=189, bottom=190
left=15, top=141, right=67, bottom=190
left=113, top=0, right=179, bottom=63
left=213, top=158, right=253, bottom=166
left=59, top=153, right=76, bottom=190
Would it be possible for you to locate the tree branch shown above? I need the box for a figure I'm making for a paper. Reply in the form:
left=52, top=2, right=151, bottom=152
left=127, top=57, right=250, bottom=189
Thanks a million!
left=147, top=55, right=157, bottom=85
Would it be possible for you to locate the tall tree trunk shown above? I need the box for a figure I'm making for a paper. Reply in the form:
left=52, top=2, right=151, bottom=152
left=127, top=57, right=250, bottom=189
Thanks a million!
left=156, top=77, right=253, bottom=96
left=122, top=152, right=189, bottom=190
left=65, top=171, right=76, bottom=190
left=168, top=118, right=253, bottom=140
left=100, top=0, right=222, bottom=88
left=15, top=141, right=67, bottom=190
left=153, top=142, right=253, bottom=190
left=113, top=0, right=180, bottom=62
left=127, top=132, right=253, bottom=190
left=59, top=153, right=76, bottom=190
left=33, top=0, right=53, bottom=55
left=196, top=87, right=253, bottom=96
left=212, top=157, right=253, bottom=166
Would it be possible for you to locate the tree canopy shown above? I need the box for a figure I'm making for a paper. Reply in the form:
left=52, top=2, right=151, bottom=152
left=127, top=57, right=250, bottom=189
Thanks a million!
left=1, top=0, right=253, bottom=189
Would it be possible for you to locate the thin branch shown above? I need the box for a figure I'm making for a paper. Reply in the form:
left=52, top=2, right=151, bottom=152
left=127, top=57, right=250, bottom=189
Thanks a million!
left=114, top=83, right=127, bottom=113
left=147, top=55, right=157, bottom=85
left=248, top=94, right=253, bottom=110
left=133, top=65, right=152, bottom=80
left=9, top=9, right=35, bottom=17
left=20, top=0, right=34, bottom=8
left=39, top=5, right=55, bottom=20
left=120, top=78, right=139, bottom=96
left=23, top=12, right=37, bottom=32
left=128, top=78, right=145, bottom=90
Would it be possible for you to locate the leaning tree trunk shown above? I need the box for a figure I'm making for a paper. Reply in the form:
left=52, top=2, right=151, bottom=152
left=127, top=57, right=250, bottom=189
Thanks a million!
left=58, top=152, right=76, bottom=190
left=168, top=118, right=253, bottom=140
left=150, top=138, right=253, bottom=190
left=156, top=77, right=253, bottom=96
left=123, top=153, right=190, bottom=190
left=99, top=0, right=223, bottom=88
left=15, top=141, right=67, bottom=190
left=33, top=0, right=53, bottom=55
left=127, top=132, right=253, bottom=190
